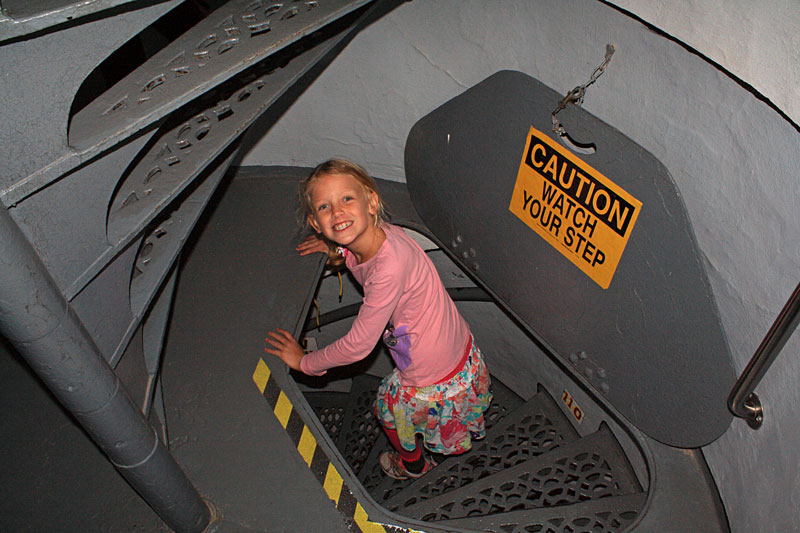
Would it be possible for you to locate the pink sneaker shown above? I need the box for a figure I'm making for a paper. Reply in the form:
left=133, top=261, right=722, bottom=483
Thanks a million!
left=379, top=451, right=436, bottom=480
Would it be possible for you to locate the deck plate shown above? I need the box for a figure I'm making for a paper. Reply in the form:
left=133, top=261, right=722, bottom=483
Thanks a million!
left=405, top=70, right=735, bottom=447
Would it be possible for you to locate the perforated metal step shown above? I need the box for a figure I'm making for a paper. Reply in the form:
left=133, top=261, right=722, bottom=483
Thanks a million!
left=384, top=386, right=580, bottom=513
left=306, top=391, right=347, bottom=441
left=338, top=374, right=384, bottom=475
left=437, top=492, right=647, bottom=533
left=306, top=374, right=383, bottom=476
left=399, top=424, right=642, bottom=522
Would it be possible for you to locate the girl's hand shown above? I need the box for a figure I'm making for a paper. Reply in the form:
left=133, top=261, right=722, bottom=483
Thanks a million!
left=296, top=235, right=329, bottom=256
left=264, top=328, right=305, bottom=371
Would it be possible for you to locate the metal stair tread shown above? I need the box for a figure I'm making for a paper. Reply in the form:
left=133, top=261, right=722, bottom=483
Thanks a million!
left=305, top=391, right=349, bottom=446
left=484, top=375, right=526, bottom=428
left=399, top=423, right=643, bottom=522
left=384, top=386, right=579, bottom=512
left=304, top=374, right=383, bottom=476
left=435, top=491, right=647, bottom=533
left=337, top=374, right=384, bottom=475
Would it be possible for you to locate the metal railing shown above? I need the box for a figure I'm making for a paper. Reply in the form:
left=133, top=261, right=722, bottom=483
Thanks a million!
left=728, top=281, right=800, bottom=429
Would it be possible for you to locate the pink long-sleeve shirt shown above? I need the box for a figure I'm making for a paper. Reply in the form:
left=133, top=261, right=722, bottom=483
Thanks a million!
left=300, top=224, right=470, bottom=387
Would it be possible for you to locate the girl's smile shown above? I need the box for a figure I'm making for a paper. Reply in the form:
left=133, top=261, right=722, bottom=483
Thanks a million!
left=334, top=221, right=353, bottom=231
left=308, top=172, right=385, bottom=263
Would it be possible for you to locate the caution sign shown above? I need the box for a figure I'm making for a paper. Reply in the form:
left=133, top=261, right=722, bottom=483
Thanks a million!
left=509, top=126, right=642, bottom=289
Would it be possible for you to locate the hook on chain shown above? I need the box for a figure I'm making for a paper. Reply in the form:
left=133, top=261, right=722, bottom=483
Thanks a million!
left=552, top=44, right=615, bottom=138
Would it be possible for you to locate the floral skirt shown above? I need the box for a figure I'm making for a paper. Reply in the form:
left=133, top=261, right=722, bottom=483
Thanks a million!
left=374, top=337, right=493, bottom=455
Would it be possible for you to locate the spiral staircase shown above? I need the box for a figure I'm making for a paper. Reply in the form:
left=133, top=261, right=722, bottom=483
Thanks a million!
left=1, top=2, right=736, bottom=531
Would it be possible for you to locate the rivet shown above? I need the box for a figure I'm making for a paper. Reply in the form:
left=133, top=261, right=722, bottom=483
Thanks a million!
left=578, top=351, right=588, bottom=360
left=456, top=234, right=464, bottom=243
left=584, top=367, right=594, bottom=378
left=569, top=353, right=579, bottom=363
left=462, top=250, right=469, bottom=259
left=597, top=368, right=607, bottom=378
left=600, top=382, right=610, bottom=394
left=472, top=262, right=479, bottom=271
left=469, top=247, right=477, bottom=257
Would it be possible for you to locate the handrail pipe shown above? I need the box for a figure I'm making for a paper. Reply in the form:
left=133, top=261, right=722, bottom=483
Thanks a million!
left=0, top=207, right=212, bottom=532
left=728, top=280, right=800, bottom=429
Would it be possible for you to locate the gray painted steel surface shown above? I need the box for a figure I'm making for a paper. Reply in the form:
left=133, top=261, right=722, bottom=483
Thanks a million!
left=161, top=168, right=353, bottom=531
left=405, top=70, right=736, bottom=448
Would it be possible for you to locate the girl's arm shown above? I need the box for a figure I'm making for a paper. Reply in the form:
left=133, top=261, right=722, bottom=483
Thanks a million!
left=296, top=234, right=329, bottom=256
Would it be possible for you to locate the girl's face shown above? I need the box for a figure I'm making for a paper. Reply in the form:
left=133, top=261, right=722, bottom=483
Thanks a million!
left=307, top=172, right=379, bottom=252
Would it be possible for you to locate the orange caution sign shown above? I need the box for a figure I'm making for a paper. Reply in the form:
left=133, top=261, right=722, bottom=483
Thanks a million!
left=509, top=126, right=642, bottom=288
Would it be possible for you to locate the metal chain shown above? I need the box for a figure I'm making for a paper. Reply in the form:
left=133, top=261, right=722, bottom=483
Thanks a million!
left=552, top=44, right=615, bottom=136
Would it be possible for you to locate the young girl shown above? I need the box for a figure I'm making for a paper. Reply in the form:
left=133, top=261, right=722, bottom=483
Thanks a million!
left=265, top=159, right=492, bottom=480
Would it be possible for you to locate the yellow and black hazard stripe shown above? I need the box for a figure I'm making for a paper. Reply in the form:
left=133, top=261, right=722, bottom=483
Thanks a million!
left=253, top=358, right=420, bottom=533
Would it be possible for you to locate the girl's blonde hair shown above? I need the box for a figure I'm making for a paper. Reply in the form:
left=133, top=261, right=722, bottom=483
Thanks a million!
left=298, top=159, right=389, bottom=264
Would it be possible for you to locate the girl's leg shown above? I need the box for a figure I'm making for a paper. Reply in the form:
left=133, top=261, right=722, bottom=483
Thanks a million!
left=375, top=372, right=432, bottom=478
left=382, top=427, right=426, bottom=474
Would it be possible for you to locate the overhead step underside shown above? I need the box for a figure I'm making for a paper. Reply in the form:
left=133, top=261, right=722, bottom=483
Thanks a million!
left=68, top=0, right=372, bottom=151
left=305, top=373, right=645, bottom=532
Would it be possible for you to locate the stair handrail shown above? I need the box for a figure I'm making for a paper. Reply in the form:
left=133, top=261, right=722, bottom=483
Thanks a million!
left=727, top=280, right=800, bottom=429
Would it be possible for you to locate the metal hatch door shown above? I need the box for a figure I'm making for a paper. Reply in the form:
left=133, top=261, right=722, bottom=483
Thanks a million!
left=404, top=70, right=735, bottom=448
